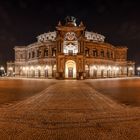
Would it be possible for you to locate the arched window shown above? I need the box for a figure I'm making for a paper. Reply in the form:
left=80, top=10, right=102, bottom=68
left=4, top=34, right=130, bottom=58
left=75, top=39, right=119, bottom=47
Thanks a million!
left=111, top=52, right=113, bottom=58
left=93, top=49, right=98, bottom=57
left=28, top=52, right=31, bottom=59
left=52, top=48, right=56, bottom=56
left=85, top=48, right=89, bottom=56
left=32, top=51, right=35, bottom=58
left=20, top=54, right=23, bottom=59
left=100, top=50, right=104, bottom=57
left=37, top=49, right=41, bottom=57
left=63, top=32, right=78, bottom=54
left=107, top=51, right=110, bottom=58
left=44, top=49, right=48, bottom=57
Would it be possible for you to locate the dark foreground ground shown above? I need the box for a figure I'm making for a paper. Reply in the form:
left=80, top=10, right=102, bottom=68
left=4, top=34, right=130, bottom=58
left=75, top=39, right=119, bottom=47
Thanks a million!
left=0, top=78, right=140, bottom=140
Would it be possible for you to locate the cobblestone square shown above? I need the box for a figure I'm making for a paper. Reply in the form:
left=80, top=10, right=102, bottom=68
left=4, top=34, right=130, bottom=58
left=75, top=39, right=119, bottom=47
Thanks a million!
left=0, top=79, right=140, bottom=140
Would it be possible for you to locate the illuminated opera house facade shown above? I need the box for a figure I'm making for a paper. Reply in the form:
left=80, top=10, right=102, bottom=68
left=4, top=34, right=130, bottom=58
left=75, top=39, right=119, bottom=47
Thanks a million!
left=7, top=16, right=135, bottom=79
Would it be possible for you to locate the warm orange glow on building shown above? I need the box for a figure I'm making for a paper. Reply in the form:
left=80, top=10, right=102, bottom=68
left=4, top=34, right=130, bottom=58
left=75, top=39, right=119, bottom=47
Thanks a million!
left=7, top=16, right=135, bottom=79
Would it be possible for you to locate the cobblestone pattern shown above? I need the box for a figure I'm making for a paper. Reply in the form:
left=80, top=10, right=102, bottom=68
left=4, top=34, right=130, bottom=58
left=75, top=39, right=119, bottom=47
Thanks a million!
left=0, top=80, right=140, bottom=140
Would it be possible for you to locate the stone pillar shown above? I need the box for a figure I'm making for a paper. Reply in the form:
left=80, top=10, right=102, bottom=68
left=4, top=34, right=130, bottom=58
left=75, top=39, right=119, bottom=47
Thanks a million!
left=78, top=42, right=81, bottom=53
left=50, top=46, right=52, bottom=56
left=79, top=39, right=84, bottom=54
left=96, top=66, right=100, bottom=78
left=48, top=65, right=52, bottom=78
left=35, top=68, right=38, bottom=78
left=60, top=40, right=63, bottom=53
left=89, top=66, right=93, bottom=78
left=41, top=66, right=45, bottom=78
left=15, top=65, right=20, bottom=77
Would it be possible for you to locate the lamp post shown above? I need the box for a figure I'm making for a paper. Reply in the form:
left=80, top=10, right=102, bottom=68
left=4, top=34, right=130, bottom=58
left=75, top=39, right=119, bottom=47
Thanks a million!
left=0, top=66, right=5, bottom=76
left=137, top=67, right=140, bottom=76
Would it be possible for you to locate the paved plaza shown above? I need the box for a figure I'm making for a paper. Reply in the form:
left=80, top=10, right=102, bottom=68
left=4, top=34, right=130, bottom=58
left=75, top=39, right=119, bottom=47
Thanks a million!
left=0, top=80, right=140, bottom=140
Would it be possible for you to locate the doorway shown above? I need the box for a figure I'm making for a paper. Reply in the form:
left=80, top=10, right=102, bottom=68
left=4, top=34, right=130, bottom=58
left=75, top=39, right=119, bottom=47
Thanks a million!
left=68, top=67, right=73, bottom=78
left=65, top=60, right=76, bottom=78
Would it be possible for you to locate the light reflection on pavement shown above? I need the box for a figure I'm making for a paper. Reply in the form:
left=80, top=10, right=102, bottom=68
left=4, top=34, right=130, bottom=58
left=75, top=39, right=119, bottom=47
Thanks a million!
left=86, top=77, right=140, bottom=107
left=0, top=78, right=140, bottom=139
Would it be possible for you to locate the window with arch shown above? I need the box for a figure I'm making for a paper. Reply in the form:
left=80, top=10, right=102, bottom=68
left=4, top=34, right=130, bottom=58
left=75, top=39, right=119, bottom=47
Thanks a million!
left=44, top=48, right=48, bottom=57
left=93, top=49, right=98, bottom=57
left=37, top=49, right=41, bottom=57
left=107, top=50, right=110, bottom=58
left=111, top=52, right=113, bottom=58
left=100, top=50, right=104, bottom=57
left=52, top=48, right=56, bottom=56
left=28, top=52, right=31, bottom=59
left=85, top=48, right=89, bottom=56
left=32, top=51, right=35, bottom=58
left=20, top=54, right=23, bottom=59
left=63, top=32, right=78, bottom=54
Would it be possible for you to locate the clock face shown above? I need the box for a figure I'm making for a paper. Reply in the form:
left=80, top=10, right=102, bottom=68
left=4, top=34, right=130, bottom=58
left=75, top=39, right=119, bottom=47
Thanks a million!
left=65, top=32, right=76, bottom=41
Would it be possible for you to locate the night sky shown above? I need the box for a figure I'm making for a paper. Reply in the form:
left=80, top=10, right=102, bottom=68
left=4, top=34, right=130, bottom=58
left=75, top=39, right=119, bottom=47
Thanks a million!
left=0, top=0, right=140, bottom=68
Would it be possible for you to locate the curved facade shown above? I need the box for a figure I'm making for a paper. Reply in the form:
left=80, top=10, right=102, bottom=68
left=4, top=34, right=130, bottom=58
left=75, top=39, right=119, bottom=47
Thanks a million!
left=7, top=16, right=135, bottom=79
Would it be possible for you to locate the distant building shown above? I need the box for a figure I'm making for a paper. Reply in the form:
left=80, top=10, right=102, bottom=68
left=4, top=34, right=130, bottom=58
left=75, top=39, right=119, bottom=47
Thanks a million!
left=7, top=16, right=135, bottom=79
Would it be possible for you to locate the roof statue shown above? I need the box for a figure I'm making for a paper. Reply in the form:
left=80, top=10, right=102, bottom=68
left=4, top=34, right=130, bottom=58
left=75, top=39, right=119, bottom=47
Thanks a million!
left=65, top=16, right=77, bottom=26
left=79, top=21, right=84, bottom=27
left=57, top=21, right=62, bottom=26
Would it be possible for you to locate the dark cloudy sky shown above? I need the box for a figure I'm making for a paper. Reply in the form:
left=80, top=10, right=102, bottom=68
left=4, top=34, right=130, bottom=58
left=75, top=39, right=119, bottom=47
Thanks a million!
left=0, top=0, right=140, bottom=67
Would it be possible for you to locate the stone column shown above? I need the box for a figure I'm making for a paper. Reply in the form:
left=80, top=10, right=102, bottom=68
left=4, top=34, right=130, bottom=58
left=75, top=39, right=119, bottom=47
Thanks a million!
left=60, top=40, right=63, bottom=53
left=41, top=66, right=45, bottom=78
left=35, top=67, right=38, bottom=78
left=48, top=65, right=52, bottom=78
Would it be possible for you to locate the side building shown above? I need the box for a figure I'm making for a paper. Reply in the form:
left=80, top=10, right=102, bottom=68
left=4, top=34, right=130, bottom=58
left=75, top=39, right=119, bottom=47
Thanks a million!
left=7, top=16, right=135, bottom=79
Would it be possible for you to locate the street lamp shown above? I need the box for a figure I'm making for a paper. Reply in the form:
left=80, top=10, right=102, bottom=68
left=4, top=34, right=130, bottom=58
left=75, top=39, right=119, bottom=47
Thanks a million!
left=137, top=67, right=140, bottom=76
left=0, top=66, right=4, bottom=70
left=0, top=66, right=5, bottom=76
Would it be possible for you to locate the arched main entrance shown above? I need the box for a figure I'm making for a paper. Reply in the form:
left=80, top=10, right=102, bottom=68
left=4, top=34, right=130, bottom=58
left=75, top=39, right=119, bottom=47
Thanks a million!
left=65, top=60, right=76, bottom=78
